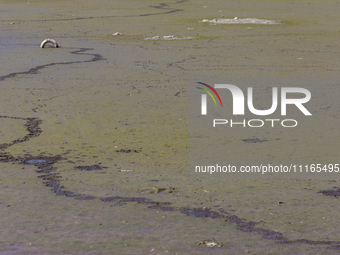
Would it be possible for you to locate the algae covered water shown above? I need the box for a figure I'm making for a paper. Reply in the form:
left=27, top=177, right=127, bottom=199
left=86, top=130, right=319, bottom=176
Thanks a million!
left=1, top=0, right=340, bottom=254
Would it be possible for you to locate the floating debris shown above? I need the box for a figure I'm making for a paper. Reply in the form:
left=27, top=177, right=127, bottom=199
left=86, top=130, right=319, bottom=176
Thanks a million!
left=112, top=32, right=122, bottom=36
left=144, top=35, right=195, bottom=40
left=198, top=239, right=223, bottom=248
left=40, top=38, right=58, bottom=48
left=201, top=18, right=281, bottom=25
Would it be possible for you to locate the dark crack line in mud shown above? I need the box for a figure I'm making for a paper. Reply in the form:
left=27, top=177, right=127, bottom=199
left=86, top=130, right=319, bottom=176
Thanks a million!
left=140, top=0, right=187, bottom=17
left=0, top=116, right=41, bottom=150
left=0, top=48, right=105, bottom=82
left=1, top=117, right=340, bottom=250
left=319, top=187, right=340, bottom=197
left=1, top=0, right=188, bottom=23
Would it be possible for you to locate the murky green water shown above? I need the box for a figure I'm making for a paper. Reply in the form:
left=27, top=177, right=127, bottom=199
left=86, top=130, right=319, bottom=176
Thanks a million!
left=1, top=0, right=340, bottom=254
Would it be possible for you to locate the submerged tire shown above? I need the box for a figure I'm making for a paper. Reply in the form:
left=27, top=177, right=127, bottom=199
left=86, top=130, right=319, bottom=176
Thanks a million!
left=40, top=38, right=58, bottom=48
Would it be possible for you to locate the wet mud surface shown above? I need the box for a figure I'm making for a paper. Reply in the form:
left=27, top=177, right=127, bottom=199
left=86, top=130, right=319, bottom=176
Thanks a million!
left=1, top=114, right=340, bottom=252
left=1, top=0, right=340, bottom=254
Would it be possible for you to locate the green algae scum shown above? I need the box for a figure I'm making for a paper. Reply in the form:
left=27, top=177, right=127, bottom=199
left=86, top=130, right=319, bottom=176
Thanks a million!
left=1, top=0, right=340, bottom=254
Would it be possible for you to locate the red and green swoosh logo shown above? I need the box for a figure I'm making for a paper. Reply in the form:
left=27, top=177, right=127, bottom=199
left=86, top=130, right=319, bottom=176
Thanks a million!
left=196, top=82, right=223, bottom=106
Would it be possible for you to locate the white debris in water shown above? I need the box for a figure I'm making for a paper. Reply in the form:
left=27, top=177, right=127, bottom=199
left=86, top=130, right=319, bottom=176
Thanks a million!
left=144, top=35, right=195, bottom=40
left=112, top=32, right=122, bottom=36
left=201, top=18, right=282, bottom=25
left=198, top=240, right=223, bottom=248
